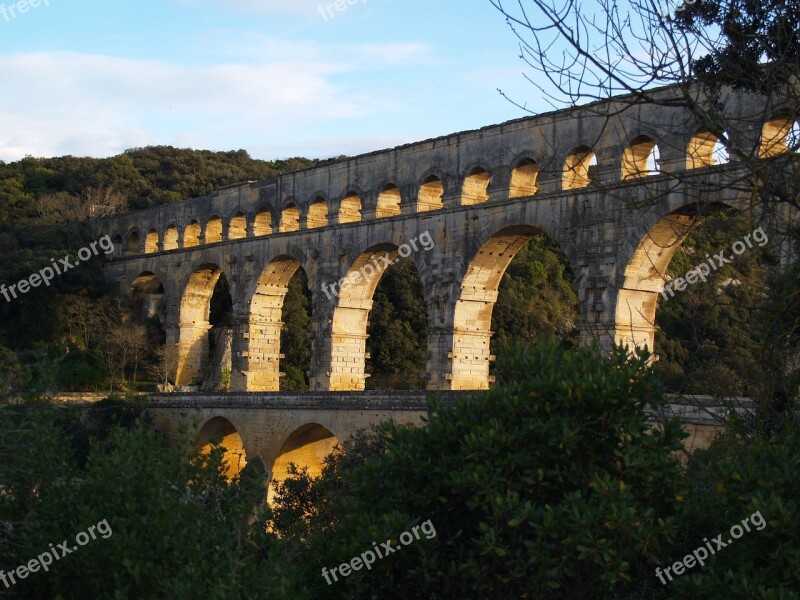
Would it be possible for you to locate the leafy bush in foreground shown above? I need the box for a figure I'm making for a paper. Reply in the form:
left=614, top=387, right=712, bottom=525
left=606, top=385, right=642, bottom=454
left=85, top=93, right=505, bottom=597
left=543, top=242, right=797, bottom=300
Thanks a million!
left=273, top=340, right=688, bottom=599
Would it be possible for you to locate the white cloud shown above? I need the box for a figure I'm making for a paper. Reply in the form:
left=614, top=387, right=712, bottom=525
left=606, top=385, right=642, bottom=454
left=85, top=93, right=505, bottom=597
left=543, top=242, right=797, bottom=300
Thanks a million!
left=0, top=38, right=434, bottom=160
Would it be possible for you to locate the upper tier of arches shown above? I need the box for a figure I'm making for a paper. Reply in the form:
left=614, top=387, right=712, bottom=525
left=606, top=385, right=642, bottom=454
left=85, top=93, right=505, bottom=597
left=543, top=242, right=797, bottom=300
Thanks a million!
left=110, top=111, right=795, bottom=257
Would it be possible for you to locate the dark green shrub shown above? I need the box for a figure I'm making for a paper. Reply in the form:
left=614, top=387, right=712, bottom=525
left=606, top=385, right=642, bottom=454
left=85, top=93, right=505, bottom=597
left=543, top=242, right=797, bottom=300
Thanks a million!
left=276, top=339, right=687, bottom=599
left=671, top=426, right=800, bottom=598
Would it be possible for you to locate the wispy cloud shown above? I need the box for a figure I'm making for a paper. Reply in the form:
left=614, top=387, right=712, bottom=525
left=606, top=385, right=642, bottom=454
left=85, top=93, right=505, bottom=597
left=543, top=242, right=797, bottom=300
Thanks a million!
left=0, top=36, right=435, bottom=160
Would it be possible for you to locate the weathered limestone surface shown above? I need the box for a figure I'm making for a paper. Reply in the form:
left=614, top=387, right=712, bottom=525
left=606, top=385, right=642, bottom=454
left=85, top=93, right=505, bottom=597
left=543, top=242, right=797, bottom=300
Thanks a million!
left=96, top=84, right=785, bottom=483
left=101, top=86, right=784, bottom=393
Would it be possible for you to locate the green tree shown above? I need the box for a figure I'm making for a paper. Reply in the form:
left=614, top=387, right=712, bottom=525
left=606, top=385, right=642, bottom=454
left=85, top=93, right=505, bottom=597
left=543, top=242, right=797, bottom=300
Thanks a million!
left=0, top=399, right=301, bottom=599
left=272, top=339, right=688, bottom=599
left=366, top=258, right=428, bottom=389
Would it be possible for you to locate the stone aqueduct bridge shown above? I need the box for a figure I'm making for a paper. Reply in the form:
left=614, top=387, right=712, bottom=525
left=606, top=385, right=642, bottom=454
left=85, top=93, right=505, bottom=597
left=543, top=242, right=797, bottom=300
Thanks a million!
left=97, top=86, right=786, bottom=479
left=142, top=392, right=736, bottom=487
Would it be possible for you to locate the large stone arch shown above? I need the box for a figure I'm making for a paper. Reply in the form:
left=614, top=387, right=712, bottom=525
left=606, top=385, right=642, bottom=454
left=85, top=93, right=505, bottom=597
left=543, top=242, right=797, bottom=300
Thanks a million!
left=267, top=423, right=340, bottom=504
left=611, top=194, right=744, bottom=352
left=316, top=236, right=434, bottom=391
left=196, top=416, right=248, bottom=481
left=175, top=263, right=231, bottom=386
left=445, top=222, right=573, bottom=390
left=234, top=253, right=306, bottom=392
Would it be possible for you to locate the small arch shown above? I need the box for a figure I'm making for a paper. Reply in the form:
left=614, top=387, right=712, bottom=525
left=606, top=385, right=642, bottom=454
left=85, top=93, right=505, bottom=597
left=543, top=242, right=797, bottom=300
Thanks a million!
left=417, top=176, right=444, bottom=212
left=131, top=271, right=165, bottom=296
left=131, top=271, right=165, bottom=322
left=254, top=210, right=272, bottom=236
left=563, top=146, right=597, bottom=190
left=339, top=193, right=362, bottom=223
left=621, top=136, right=660, bottom=180
left=196, top=417, right=247, bottom=481
left=126, top=231, right=141, bottom=255
left=205, top=216, right=223, bottom=244
left=760, top=115, right=799, bottom=157
left=111, top=235, right=123, bottom=257
left=461, top=167, right=491, bottom=205
left=307, top=197, right=329, bottom=229
left=183, top=221, right=201, bottom=248
left=144, top=229, right=159, bottom=254
left=687, top=129, right=729, bottom=169
left=509, top=159, right=540, bottom=198
left=228, top=212, right=247, bottom=240
left=163, top=225, right=179, bottom=251
left=280, top=203, right=300, bottom=232
left=376, top=185, right=402, bottom=218
left=268, top=423, right=339, bottom=504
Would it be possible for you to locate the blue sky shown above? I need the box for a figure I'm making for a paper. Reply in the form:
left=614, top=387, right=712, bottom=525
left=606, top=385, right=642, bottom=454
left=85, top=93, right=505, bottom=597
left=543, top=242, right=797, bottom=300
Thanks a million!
left=0, top=0, right=549, bottom=162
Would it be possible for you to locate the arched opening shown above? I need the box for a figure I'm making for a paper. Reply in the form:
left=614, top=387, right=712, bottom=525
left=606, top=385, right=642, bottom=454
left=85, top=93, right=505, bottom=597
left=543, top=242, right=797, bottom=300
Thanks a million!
left=614, top=208, right=707, bottom=352
left=280, top=203, right=300, bottom=232
left=449, top=226, right=577, bottom=390
left=649, top=209, right=772, bottom=397
left=307, top=198, right=329, bottom=229
left=205, top=216, right=223, bottom=244
left=621, top=136, right=660, bottom=180
left=163, top=225, right=179, bottom=251
left=175, top=264, right=232, bottom=388
left=254, top=210, right=272, bottom=236
left=687, top=129, right=730, bottom=169
left=366, top=256, right=428, bottom=389
left=760, top=116, right=799, bottom=157
left=130, top=272, right=168, bottom=389
left=196, top=417, right=247, bottom=481
left=183, top=221, right=201, bottom=247
left=461, top=167, right=491, bottom=205
left=563, top=146, right=597, bottom=190
left=339, top=193, right=362, bottom=224
left=144, top=229, right=159, bottom=254
left=509, top=159, right=540, bottom=198
left=131, top=272, right=165, bottom=318
left=228, top=212, right=247, bottom=240
left=417, top=176, right=444, bottom=212
left=240, top=256, right=311, bottom=392
left=268, top=423, right=339, bottom=504
left=126, top=232, right=141, bottom=255
left=111, top=235, right=124, bottom=258
left=327, top=243, right=427, bottom=390
left=376, top=185, right=402, bottom=218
